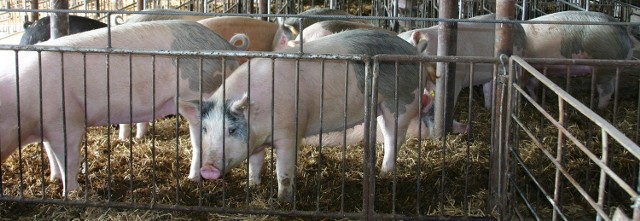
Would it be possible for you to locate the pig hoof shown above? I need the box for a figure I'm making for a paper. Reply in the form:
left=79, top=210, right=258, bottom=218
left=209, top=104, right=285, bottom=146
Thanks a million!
left=49, top=172, right=62, bottom=182
left=63, top=180, right=80, bottom=193
left=200, top=165, right=221, bottom=180
left=188, top=174, right=202, bottom=182
left=378, top=168, right=393, bottom=178
left=277, top=191, right=293, bottom=202
left=249, top=177, right=261, bottom=186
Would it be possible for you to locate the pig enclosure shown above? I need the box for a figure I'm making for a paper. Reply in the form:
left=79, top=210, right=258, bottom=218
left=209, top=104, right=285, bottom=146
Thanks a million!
left=0, top=0, right=639, bottom=220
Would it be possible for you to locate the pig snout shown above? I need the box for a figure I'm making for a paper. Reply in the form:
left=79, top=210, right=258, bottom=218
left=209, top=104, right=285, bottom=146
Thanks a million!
left=200, top=164, right=221, bottom=180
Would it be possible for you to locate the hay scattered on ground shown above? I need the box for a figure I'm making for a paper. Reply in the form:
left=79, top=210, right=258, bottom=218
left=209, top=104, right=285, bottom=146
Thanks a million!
left=1, top=70, right=639, bottom=220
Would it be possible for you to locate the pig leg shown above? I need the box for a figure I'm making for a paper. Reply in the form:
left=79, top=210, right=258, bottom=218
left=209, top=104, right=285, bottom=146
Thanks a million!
left=43, top=141, right=62, bottom=181
left=483, top=81, right=493, bottom=110
left=248, top=148, right=266, bottom=186
left=118, top=124, right=131, bottom=140
left=274, top=137, right=297, bottom=201
left=595, top=67, right=615, bottom=109
left=186, top=121, right=203, bottom=181
left=45, top=129, right=82, bottom=193
left=118, top=122, right=149, bottom=140
left=377, top=97, right=419, bottom=175
left=135, top=122, right=148, bottom=139
left=179, top=103, right=205, bottom=181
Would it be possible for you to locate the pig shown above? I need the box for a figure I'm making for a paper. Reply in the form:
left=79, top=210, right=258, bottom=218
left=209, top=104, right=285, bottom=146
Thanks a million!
left=287, top=20, right=396, bottom=47
left=0, top=20, right=246, bottom=194
left=520, top=11, right=637, bottom=109
left=124, top=9, right=211, bottom=24
left=116, top=32, right=248, bottom=140
left=282, top=7, right=368, bottom=37
left=398, top=13, right=527, bottom=133
left=192, top=29, right=427, bottom=201
left=302, top=80, right=437, bottom=146
left=20, top=15, right=107, bottom=45
left=119, top=16, right=290, bottom=140
left=197, top=16, right=292, bottom=52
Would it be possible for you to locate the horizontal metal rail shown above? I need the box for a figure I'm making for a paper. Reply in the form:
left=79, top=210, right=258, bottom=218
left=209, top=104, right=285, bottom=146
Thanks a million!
left=508, top=55, right=640, bottom=220
left=511, top=55, right=640, bottom=160
left=0, top=195, right=497, bottom=220
left=0, top=8, right=639, bottom=26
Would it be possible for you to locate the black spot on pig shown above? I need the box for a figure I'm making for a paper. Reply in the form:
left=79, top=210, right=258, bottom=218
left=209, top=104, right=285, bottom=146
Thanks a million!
left=548, top=12, right=632, bottom=59
left=20, top=15, right=107, bottom=45
left=200, top=99, right=248, bottom=141
left=169, top=21, right=240, bottom=95
left=333, top=29, right=422, bottom=114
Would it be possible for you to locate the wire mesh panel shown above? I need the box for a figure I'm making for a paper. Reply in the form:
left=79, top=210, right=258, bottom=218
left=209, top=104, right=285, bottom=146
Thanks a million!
left=0, top=32, right=500, bottom=219
left=507, top=56, right=640, bottom=220
left=0, top=0, right=638, bottom=220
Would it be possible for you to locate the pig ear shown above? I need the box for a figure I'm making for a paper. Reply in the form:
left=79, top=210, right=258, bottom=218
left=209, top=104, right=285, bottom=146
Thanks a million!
left=273, top=26, right=294, bottom=51
left=411, top=31, right=428, bottom=53
left=178, top=100, right=203, bottom=122
left=230, top=93, right=250, bottom=114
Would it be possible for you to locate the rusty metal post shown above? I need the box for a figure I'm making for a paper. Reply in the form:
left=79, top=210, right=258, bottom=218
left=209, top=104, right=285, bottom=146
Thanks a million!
left=50, top=0, right=69, bottom=39
left=30, top=0, right=39, bottom=22
left=95, top=0, right=100, bottom=18
left=259, top=0, right=267, bottom=20
left=433, top=0, right=458, bottom=138
left=488, top=0, right=515, bottom=218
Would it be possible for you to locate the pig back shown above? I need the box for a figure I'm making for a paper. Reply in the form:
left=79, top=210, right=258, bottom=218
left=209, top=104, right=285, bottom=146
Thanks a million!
left=18, top=20, right=239, bottom=124
left=125, top=9, right=210, bottom=24
left=198, top=16, right=279, bottom=51
left=288, top=29, right=423, bottom=113
left=525, top=11, right=632, bottom=60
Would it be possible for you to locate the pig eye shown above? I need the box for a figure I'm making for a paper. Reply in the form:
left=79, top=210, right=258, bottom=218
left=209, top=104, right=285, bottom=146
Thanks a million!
left=202, top=126, right=208, bottom=133
left=228, top=127, right=236, bottom=135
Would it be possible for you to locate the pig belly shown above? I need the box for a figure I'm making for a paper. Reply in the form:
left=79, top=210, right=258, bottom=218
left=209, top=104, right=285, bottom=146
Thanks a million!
left=533, top=64, right=594, bottom=77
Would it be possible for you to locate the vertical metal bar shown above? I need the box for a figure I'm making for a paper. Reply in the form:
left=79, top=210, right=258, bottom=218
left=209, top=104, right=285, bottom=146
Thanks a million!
left=416, top=61, right=424, bottom=216
left=50, top=0, right=69, bottom=39
left=341, top=60, right=349, bottom=213
left=636, top=79, right=640, bottom=221
left=316, top=59, right=326, bottom=212
left=489, top=0, right=515, bottom=216
left=128, top=54, right=134, bottom=204
left=14, top=50, right=24, bottom=198
left=259, top=0, right=268, bottom=20
left=364, top=59, right=379, bottom=219
left=221, top=57, right=227, bottom=206
left=174, top=57, right=181, bottom=205
left=392, top=61, right=399, bottom=215
left=96, top=0, right=100, bottom=18
left=245, top=59, right=251, bottom=206
left=60, top=52, right=69, bottom=200
left=198, top=58, right=204, bottom=207
left=137, top=0, right=144, bottom=11
left=596, top=129, right=609, bottom=221
left=106, top=52, right=112, bottom=203
left=293, top=58, right=300, bottom=206
left=552, top=97, right=566, bottom=221
left=30, top=0, right=38, bottom=22
left=504, top=55, right=517, bottom=221
left=433, top=0, right=458, bottom=138
left=465, top=62, right=475, bottom=217
left=269, top=58, right=275, bottom=208
left=39, top=52, right=46, bottom=199
left=151, top=55, right=158, bottom=204
left=80, top=52, right=88, bottom=201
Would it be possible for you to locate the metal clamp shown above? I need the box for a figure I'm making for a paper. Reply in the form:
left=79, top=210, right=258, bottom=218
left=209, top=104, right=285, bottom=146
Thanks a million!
left=631, top=196, right=640, bottom=209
